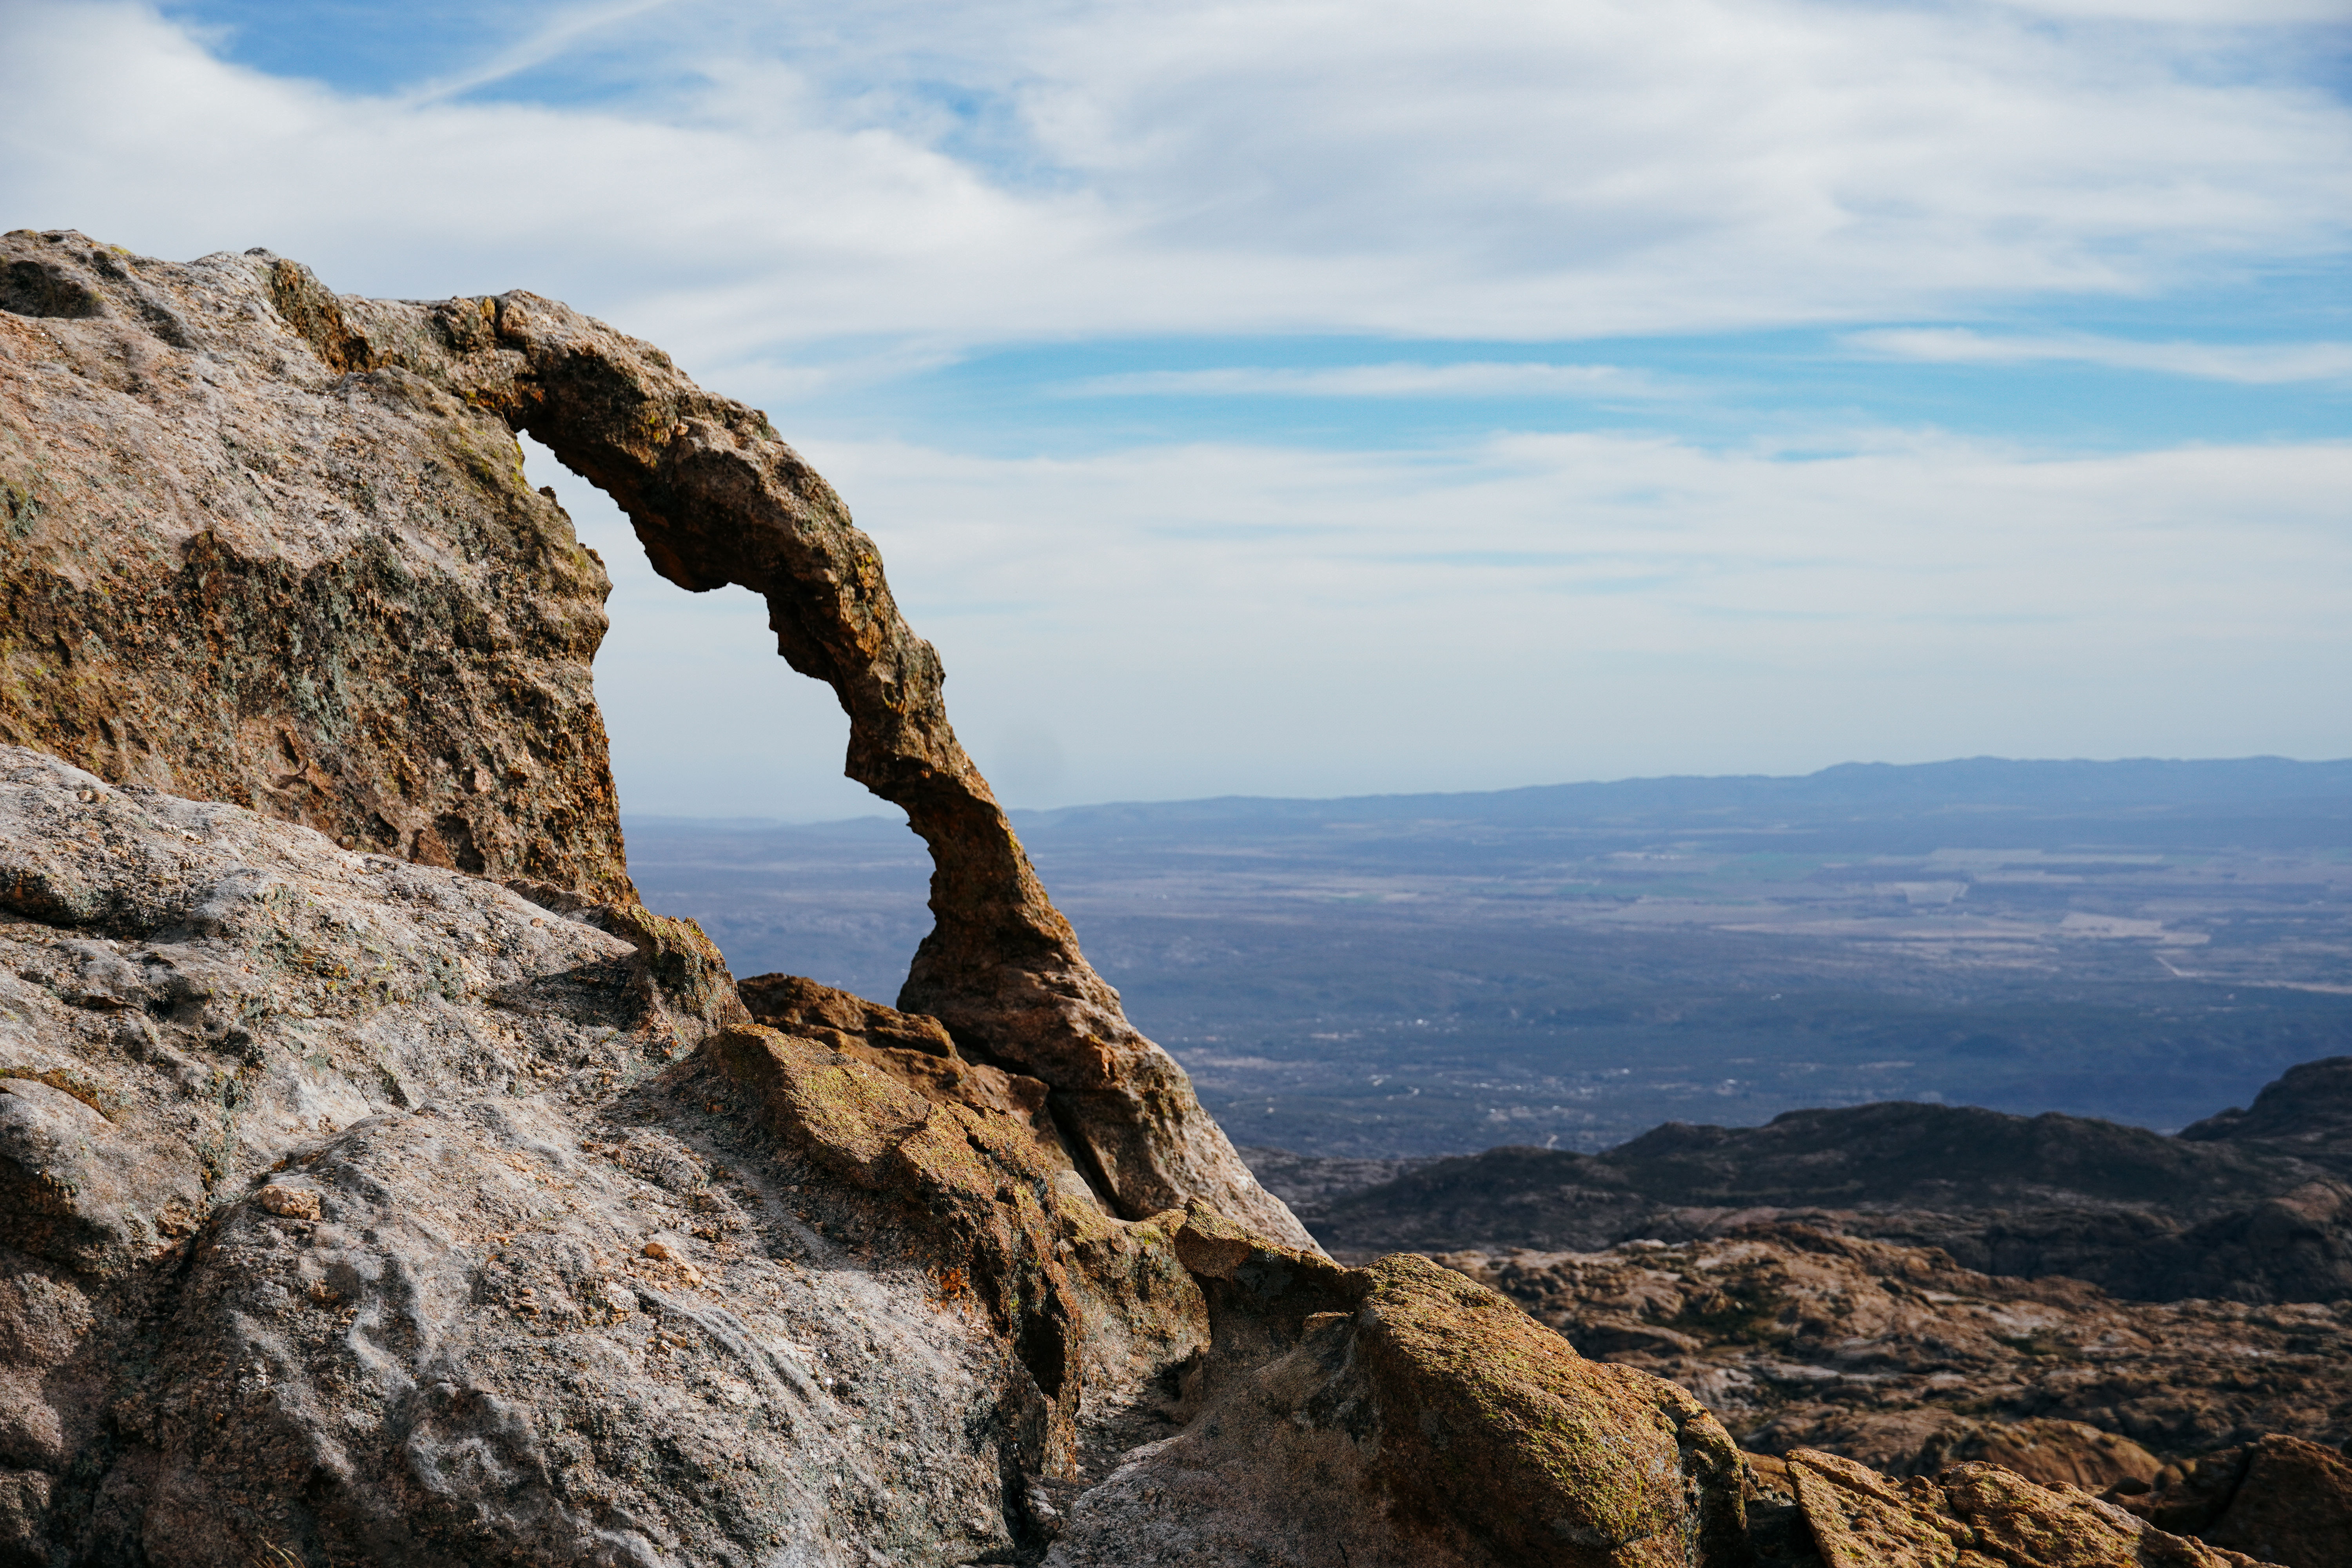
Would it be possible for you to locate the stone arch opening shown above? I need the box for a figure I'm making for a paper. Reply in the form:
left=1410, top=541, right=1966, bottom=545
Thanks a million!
left=432, top=288, right=1301, bottom=1240
left=515, top=432, right=931, bottom=1004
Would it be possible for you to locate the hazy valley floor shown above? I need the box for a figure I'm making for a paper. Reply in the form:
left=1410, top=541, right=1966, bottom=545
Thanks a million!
left=625, top=759, right=2352, bottom=1157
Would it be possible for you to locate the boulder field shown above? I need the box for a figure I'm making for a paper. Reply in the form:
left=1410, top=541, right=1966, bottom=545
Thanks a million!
left=0, top=229, right=2317, bottom=1567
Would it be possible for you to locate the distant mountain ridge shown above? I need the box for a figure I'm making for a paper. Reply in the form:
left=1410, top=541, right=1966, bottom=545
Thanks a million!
left=1011, top=755, right=2352, bottom=835
left=621, top=755, right=2352, bottom=834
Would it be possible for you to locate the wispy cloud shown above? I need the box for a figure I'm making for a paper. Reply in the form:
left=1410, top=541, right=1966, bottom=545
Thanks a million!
left=1851, top=328, right=2352, bottom=383
left=539, top=426, right=2352, bottom=814
left=1066, top=363, right=1675, bottom=400
left=398, top=0, right=683, bottom=106
left=1987, top=0, right=2348, bottom=19
left=3, top=0, right=2345, bottom=358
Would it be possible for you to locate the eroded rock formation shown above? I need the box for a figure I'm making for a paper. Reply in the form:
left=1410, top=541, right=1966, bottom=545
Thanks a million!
left=0, top=226, right=1300, bottom=1247
left=0, top=232, right=1799, bottom=1568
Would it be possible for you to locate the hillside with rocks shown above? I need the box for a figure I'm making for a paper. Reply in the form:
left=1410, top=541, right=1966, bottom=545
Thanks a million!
left=1301, top=1063, right=2352, bottom=1304
left=1244, top=1063, right=2352, bottom=1564
left=0, top=227, right=2334, bottom=1567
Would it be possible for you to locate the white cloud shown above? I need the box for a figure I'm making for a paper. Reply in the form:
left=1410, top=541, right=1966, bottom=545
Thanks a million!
left=12, top=2, right=2347, bottom=817
left=1067, top=362, right=1671, bottom=398
left=0, top=0, right=2344, bottom=363
left=539, top=427, right=2352, bottom=816
left=1988, top=0, right=2348, bottom=20
left=1849, top=328, right=2352, bottom=383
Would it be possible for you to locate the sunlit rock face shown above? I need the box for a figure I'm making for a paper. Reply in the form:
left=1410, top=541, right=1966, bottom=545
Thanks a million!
left=0, top=229, right=632, bottom=899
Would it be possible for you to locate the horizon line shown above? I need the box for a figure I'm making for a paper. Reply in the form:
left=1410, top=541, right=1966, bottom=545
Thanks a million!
left=618, top=751, right=2352, bottom=829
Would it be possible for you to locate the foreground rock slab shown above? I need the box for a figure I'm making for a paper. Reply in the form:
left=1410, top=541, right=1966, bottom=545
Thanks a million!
left=0, top=745, right=1764, bottom=1566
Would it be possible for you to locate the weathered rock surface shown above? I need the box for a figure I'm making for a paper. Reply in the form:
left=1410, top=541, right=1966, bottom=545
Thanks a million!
left=0, top=743, right=1778, bottom=1565
left=1307, top=1085, right=2352, bottom=1303
left=0, top=230, right=632, bottom=898
left=1779, top=1448, right=2277, bottom=1568
left=1441, top=1226, right=2352, bottom=1476
left=0, top=226, right=1305, bottom=1249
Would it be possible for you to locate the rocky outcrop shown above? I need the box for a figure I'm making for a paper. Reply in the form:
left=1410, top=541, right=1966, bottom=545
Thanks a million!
left=2124, top=1436, right=2352, bottom=1568
left=1440, top=1226, right=2352, bottom=1475
left=0, top=226, right=1303, bottom=1249
left=1778, top=1449, right=2278, bottom=1568
left=2181, top=1057, right=2352, bottom=1167
left=1307, top=1086, right=2352, bottom=1303
left=0, top=744, right=1775, bottom=1566
left=0, top=232, right=631, bottom=898
left=8, top=228, right=2303, bottom=1568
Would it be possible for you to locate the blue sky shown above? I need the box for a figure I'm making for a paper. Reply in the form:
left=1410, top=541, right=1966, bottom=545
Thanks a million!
left=5, top=0, right=2348, bottom=816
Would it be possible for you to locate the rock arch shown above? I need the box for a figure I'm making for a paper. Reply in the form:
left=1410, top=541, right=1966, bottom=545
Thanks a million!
left=283, top=261, right=1308, bottom=1242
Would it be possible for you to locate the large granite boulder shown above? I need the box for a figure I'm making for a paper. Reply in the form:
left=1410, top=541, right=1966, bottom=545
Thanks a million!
left=0, top=744, right=1769, bottom=1566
